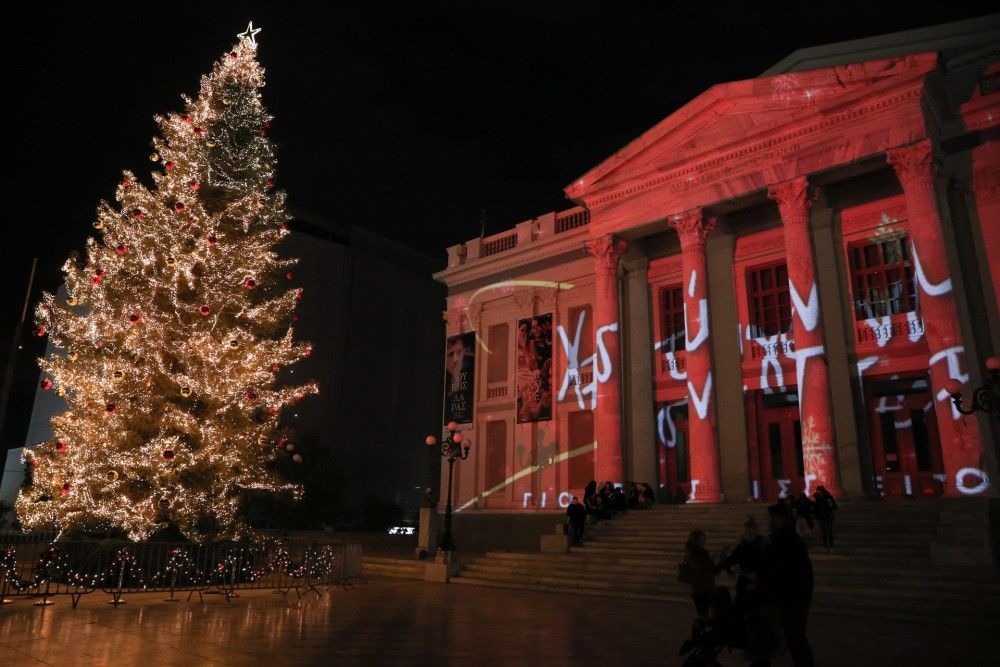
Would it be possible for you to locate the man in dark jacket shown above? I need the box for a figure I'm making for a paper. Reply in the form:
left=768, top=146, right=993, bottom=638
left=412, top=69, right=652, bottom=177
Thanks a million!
left=763, top=502, right=814, bottom=667
left=566, top=496, right=586, bottom=544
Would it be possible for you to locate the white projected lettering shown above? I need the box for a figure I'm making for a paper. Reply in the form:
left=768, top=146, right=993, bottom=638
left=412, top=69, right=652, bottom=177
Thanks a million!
left=777, top=478, right=791, bottom=499
left=789, top=280, right=820, bottom=332
left=929, top=345, right=968, bottom=420
left=558, top=491, right=572, bottom=508
left=956, top=467, right=990, bottom=495
left=911, top=243, right=952, bottom=296
left=688, top=372, right=713, bottom=420
left=688, top=479, right=700, bottom=501
left=556, top=310, right=617, bottom=410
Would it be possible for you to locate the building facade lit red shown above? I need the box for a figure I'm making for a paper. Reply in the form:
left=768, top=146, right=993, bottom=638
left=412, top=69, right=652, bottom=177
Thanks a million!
left=434, top=19, right=1000, bottom=512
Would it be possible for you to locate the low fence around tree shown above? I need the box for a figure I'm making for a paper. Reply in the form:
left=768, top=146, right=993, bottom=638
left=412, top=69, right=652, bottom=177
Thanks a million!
left=0, top=531, right=363, bottom=608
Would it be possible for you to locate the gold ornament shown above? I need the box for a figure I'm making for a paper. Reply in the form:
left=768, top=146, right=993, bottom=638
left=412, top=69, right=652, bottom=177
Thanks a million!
left=223, top=98, right=231, bottom=105
left=67, top=351, right=79, bottom=361
left=165, top=256, right=177, bottom=267
left=257, top=434, right=268, bottom=446
left=150, top=152, right=159, bottom=162
left=206, top=141, right=216, bottom=148
left=113, top=370, right=125, bottom=381
left=56, top=387, right=66, bottom=397
left=66, top=296, right=78, bottom=306
left=93, top=220, right=104, bottom=230
left=180, top=385, right=192, bottom=397
left=107, top=470, right=119, bottom=482
left=229, top=339, right=239, bottom=349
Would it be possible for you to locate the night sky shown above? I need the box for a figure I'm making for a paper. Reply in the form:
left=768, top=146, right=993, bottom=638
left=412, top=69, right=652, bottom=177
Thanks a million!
left=1, top=1, right=994, bottom=450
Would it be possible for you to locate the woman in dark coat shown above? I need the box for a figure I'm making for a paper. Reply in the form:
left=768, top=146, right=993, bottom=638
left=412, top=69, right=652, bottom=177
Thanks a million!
left=682, top=530, right=717, bottom=618
left=583, top=480, right=600, bottom=523
left=813, top=485, right=838, bottom=553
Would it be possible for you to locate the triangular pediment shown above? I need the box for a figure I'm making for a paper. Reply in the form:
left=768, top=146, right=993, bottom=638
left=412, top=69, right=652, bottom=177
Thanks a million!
left=566, top=53, right=938, bottom=202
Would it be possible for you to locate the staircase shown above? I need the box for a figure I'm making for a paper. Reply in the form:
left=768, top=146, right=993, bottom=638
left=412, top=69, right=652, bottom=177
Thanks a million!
left=451, top=500, right=1000, bottom=627
left=361, top=555, right=426, bottom=580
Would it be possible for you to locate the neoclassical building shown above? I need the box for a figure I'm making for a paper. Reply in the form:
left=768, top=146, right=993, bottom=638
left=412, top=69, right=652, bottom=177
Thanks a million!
left=433, top=17, right=1000, bottom=511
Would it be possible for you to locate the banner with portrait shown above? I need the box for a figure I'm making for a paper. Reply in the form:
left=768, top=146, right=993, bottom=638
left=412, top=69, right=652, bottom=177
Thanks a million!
left=444, top=332, right=476, bottom=424
left=516, top=313, right=553, bottom=423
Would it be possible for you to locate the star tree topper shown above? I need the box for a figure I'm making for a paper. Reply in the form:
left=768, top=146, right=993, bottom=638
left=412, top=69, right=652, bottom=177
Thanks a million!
left=239, top=21, right=261, bottom=46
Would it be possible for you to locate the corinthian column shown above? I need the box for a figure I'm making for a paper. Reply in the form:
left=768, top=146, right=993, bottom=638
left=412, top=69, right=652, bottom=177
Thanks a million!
left=668, top=209, right=721, bottom=502
left=586, top=234, right=627, bottom=485
left=769, top=177, right=842, bottom=497
left=887, top=140, right=985, bottom=497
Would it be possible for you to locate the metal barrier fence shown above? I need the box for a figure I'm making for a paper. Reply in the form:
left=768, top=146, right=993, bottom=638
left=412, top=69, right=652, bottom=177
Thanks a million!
left=0, top=531, right=363, bottom=608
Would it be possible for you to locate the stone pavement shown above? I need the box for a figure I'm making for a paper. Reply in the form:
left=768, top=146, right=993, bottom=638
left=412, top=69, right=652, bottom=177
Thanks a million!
left=0, top=579, right=996, bottom=666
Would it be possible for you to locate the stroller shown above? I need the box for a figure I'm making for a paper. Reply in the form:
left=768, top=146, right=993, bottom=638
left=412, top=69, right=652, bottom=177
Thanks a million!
left=678, top=586, right=745, bottom=666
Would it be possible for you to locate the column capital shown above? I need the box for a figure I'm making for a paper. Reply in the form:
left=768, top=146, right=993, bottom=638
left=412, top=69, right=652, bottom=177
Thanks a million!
left=768, top=176, right=818, bottom=225
left=887, top=139, right=938, bottom=192
left=668, top=208, right=716, bottom=252
left=586, top=235, right=627, bottom=277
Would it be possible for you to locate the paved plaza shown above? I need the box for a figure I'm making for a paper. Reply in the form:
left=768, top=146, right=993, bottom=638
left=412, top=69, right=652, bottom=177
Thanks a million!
left=0, top=579, right=997, bottom=666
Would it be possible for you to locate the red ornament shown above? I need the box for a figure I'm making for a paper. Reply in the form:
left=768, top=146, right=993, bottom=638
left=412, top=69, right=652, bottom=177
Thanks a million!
left=120, top=177, right=130, bottom=188
left=230, top=51, right=238, bottom=59
left=243, top=277, right=257, bottom=290
left=90, top=275, right=103, bottom=285
left=163, top=449, right=175, bottom=461
left=34, top=326, right=46, bottom=337
left=294, top=393, right=304, bottom=403
left=246, top=390, right=257, bottom=401
left=96, top=268, right=105, bottom=277
left=198, top=305, right=211, bottom=316
left=266, top=179, right=274, bottom=188
left=116, top=244, right=128, bottom=255
left=129, top=312, right=142, bottom=324
left=165, top=161, right=176, bottom=171
left=131, top=208, right=144, bottom=219
left=61, top=482, right=71, bottom=495
left=193, top=126, right=204, bottom=136
left=292, top=314, right=299, bottom=321
left=305, top=347, right=313, bottom=357
left=207, top=235, right=217, bottom=245
left=295, top=289, right=303, bottom=300
left=174, top=201, right=186, bottom=212
left=267, top=407, right=278, bottom=415
left=40, top=378, right=53, bottom=390
left=30, top=459, right=39, bottom=467
left=270, top=364, right=280, bottom=372
left=56, top=440, right=67, bottom=452
left=279, top=222, right=288, bottom=232
left=181, top=115, right=192, bottom=124
left=106, top=402, right=117, bottom=413
left=188, top=180, right=200, bottom=191
left=285, top=271, right=294, bottom=280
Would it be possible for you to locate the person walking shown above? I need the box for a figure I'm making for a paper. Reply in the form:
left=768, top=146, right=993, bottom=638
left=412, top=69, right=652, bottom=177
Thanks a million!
left=681, top=530, right=717, bottom=618
left=763, top=502, right=814, bottom=667
left=813, top=485, right=838, bottom=553
left=721, top=516, right=775, bottom=661
left=566, top=496, right=586, bottom=544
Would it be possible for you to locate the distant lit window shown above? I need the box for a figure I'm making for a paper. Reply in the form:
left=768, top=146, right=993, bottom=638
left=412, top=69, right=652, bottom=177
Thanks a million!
left=660, top=285, right=686, bottom=353
left=747, top=262, right=792, bottom=337
left=849, top=235, right=917, bottom=320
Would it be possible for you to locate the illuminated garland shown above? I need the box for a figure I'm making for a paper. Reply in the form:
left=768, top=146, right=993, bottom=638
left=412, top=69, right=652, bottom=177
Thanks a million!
left=14, top=27, right=318, bottom=542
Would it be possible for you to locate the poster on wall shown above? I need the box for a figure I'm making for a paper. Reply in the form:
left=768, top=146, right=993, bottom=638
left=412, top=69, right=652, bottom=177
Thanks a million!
left=516, top=313, right=553, bottom=423
left=444, top=331, right=476, bottom=424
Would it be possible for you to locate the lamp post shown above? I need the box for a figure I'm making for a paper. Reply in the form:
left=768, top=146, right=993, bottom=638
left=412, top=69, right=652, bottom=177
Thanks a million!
left=946, top=356, right=1000, bottom=417
left=426, top=421, right=470, bottom=552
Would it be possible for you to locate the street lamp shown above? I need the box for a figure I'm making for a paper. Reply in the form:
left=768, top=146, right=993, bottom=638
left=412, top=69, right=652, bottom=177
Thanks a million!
left=426, top=421, right=471, bottom=551
left=946, top=356, right=1000, bottom=417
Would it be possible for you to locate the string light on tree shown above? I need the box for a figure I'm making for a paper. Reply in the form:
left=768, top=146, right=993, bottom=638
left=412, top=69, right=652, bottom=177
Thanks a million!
left=15, top=25, right=318, bottom=543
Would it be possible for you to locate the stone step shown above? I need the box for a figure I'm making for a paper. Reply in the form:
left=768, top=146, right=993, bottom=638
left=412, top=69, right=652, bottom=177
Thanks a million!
left=462, top=566, right=998, bottom=602
left=451, top=572, right=998, bottom=627
left=361, top=557, right=425, bottom=580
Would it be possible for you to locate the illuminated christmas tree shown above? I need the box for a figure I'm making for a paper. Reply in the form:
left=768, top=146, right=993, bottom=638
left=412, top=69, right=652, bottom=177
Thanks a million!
left=15, top=24, right=318, bottom=542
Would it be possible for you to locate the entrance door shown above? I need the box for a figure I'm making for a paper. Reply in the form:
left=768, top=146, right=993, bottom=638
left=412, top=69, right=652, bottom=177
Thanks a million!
left=867, top=378, right=944, bottom=497
left=757, top=393, right=804, bottom=500
left=658, top=402, right=690, bottom=501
